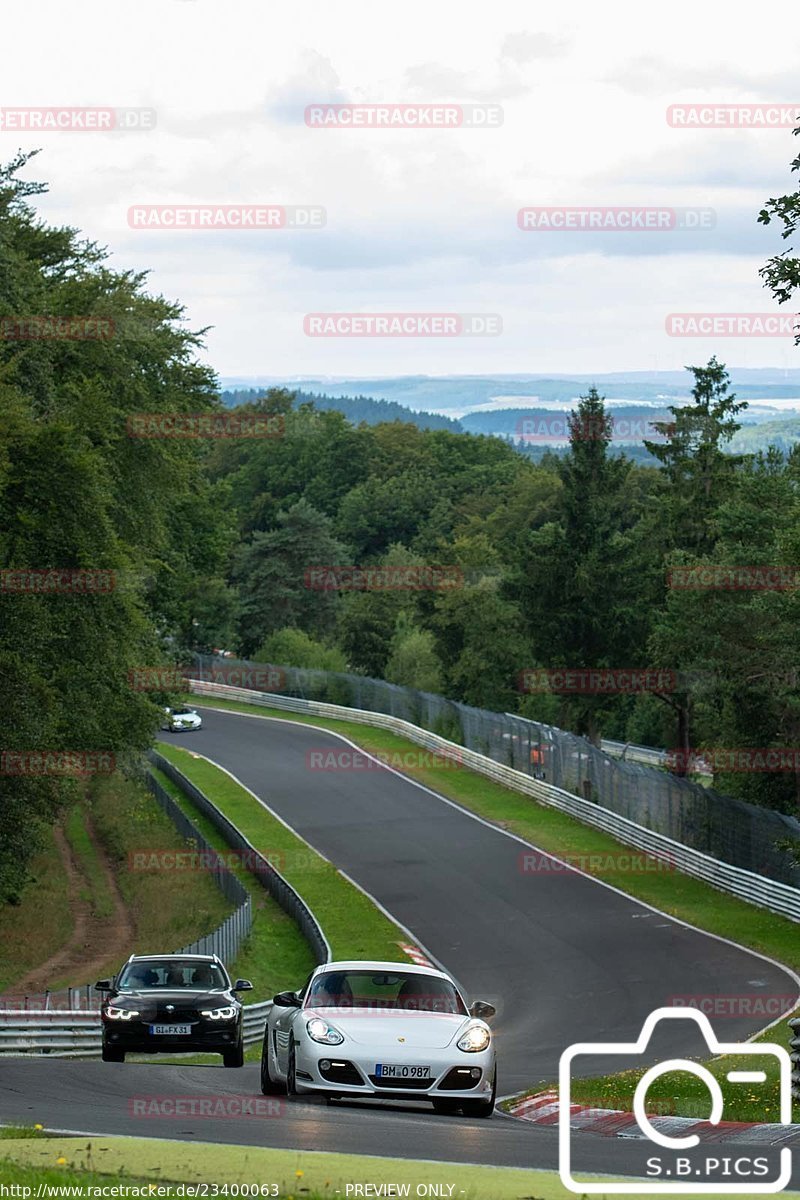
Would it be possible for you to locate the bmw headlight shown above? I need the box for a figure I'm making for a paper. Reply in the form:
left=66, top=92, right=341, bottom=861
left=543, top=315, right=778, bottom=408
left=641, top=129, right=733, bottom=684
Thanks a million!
left=200, top=1006, right=237, bottom=1020
left=105, top=1006, right=140, bottom=1021
left=307, top=1017, right=344, bottom=1045
left=457, top=1024, right=491, bottom=1053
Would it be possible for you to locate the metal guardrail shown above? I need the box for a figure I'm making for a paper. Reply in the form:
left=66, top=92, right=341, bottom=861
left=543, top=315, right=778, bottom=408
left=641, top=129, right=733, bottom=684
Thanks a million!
left=0, top=752, right=331, bottom=1056
left=146, top=770, right=253, bottom=964
left=148, top=750, right=331, bottom=966
left=601, top=738, right=713, bottom=777
left=792, top=1018, right=800, bottom=1100
left=189, top=679, right=800, bottom=923
left=0, top=999, right=274, bottom=1057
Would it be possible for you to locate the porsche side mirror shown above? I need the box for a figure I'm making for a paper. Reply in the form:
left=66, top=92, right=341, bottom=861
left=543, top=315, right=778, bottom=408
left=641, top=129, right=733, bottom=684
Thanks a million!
left=233, top=979, right=253, bottom=992
left=273, top=989, right=302, bottom=1008
left=469, top=1000, right=496, bottom=1021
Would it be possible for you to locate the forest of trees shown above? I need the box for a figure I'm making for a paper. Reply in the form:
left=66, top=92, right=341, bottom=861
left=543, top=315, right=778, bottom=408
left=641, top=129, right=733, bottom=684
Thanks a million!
left=1, top=126, right=799, bottom=901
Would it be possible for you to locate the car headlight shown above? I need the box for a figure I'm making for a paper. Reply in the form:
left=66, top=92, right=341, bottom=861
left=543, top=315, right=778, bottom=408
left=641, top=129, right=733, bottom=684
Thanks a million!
left=200, top=1006, right=237, bottom=1020
left=105, top=1006, right=140, bottom=1021
left=307, top=1017, right=344, bottom=1045
left=457, top=1024, right=491, bottom=1053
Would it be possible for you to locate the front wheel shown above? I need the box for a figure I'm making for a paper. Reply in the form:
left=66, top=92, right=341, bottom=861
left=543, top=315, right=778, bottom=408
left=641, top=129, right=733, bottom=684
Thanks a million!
left=223, top=1038, right=244, bottom=1068
left=461, top=1070, right=496, bottom=1118
left=101, top=1042, right=124, bottom=1063
left=260, top=1032, right=285, bottom=1094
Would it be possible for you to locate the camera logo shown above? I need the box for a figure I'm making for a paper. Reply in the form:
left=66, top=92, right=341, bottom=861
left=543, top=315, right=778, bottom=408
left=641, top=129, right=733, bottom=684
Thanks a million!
left=559, top=1007, right=792, bottom=1194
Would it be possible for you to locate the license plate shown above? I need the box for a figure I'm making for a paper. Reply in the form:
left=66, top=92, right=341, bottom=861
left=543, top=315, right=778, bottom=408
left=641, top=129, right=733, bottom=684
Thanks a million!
left=375, top=1063, right=430, bottom=1079
left=149, top=1023, right=192, bottom=1035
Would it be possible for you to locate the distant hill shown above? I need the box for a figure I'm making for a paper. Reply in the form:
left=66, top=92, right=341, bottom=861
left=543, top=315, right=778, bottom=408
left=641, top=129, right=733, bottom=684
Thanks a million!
left=219, top=387, right=462, bottom=432
left=219, top=380, right=800, bottom=458
left=730, top=417, right=800, bottom=454
left=218, top=371, right=800, bottom=415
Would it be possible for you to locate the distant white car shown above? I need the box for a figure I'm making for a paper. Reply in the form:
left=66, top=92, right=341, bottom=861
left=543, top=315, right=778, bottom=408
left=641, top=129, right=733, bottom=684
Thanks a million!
left=260, top=960, right=497, bottom=1117
left=161, top=706, right=202, bottom=732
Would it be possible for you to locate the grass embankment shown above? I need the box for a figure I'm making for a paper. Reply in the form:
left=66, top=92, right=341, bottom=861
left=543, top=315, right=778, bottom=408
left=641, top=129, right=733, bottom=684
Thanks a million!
left=90, top=772, right=233, bottom=959
left=0, top=774, right=236, bottom=996
left=0, top=826, right=73, bottom=995
left=183, top=695, right=800, bottom=1120
left=9, top=1128, right=794, bottom=1200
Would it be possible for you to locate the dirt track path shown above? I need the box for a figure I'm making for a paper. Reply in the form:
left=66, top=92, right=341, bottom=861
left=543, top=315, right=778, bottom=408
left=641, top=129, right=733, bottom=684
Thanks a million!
left=15, top=815, right=135, bottom=995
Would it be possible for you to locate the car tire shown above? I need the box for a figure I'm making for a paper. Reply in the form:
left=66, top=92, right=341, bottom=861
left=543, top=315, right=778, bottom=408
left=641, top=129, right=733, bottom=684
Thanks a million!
left=431, top=1098, right=459, bottom=1115
left=223, top=1037, right=244, bottom=1068
left=101, top=1043, right=125, bottom=1063
left=460, top=1070, right=496, bottom=1118
left=260, top=1032, right=286, bottom=1094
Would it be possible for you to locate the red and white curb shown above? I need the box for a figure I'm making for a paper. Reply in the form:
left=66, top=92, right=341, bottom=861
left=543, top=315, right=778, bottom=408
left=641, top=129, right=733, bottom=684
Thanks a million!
left=397, top=941, right=434, bottom=968
left=507, top=1090, right=800, bottom=1146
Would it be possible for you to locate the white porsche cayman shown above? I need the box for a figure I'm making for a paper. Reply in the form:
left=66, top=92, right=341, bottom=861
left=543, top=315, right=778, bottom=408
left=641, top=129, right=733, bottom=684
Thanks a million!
left=260, top=960, right=497, bottom=1117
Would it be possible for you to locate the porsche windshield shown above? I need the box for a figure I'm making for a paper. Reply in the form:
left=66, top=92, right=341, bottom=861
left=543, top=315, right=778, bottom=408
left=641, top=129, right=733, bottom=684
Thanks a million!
left=306, top=970, right=467, bottom=1014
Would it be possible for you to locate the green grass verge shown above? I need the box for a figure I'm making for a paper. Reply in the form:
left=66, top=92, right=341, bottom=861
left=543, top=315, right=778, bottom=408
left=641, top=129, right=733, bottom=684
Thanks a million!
left=9, top=1132, right=795, bottom=1200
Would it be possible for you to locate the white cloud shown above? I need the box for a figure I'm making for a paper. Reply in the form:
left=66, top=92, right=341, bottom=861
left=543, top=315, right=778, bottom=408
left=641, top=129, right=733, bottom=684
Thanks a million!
left=3, top=0, right=799, bottom=375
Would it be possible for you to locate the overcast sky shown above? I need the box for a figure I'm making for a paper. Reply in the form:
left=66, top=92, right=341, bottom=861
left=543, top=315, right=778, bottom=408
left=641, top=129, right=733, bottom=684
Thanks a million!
left=4, top=0, right=800, bottom=379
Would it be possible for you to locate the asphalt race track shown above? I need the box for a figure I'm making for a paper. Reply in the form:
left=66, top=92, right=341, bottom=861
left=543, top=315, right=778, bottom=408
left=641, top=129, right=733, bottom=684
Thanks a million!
left=1, top=706, right=798, bottom=1184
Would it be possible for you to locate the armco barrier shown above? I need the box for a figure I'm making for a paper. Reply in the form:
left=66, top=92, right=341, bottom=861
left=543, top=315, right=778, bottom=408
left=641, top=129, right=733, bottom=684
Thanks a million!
left=0, top=999, right=274, bottom=1058
left=148, top=750, right=331, bottom=965
left=188, top=679, right=800, bottom=924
